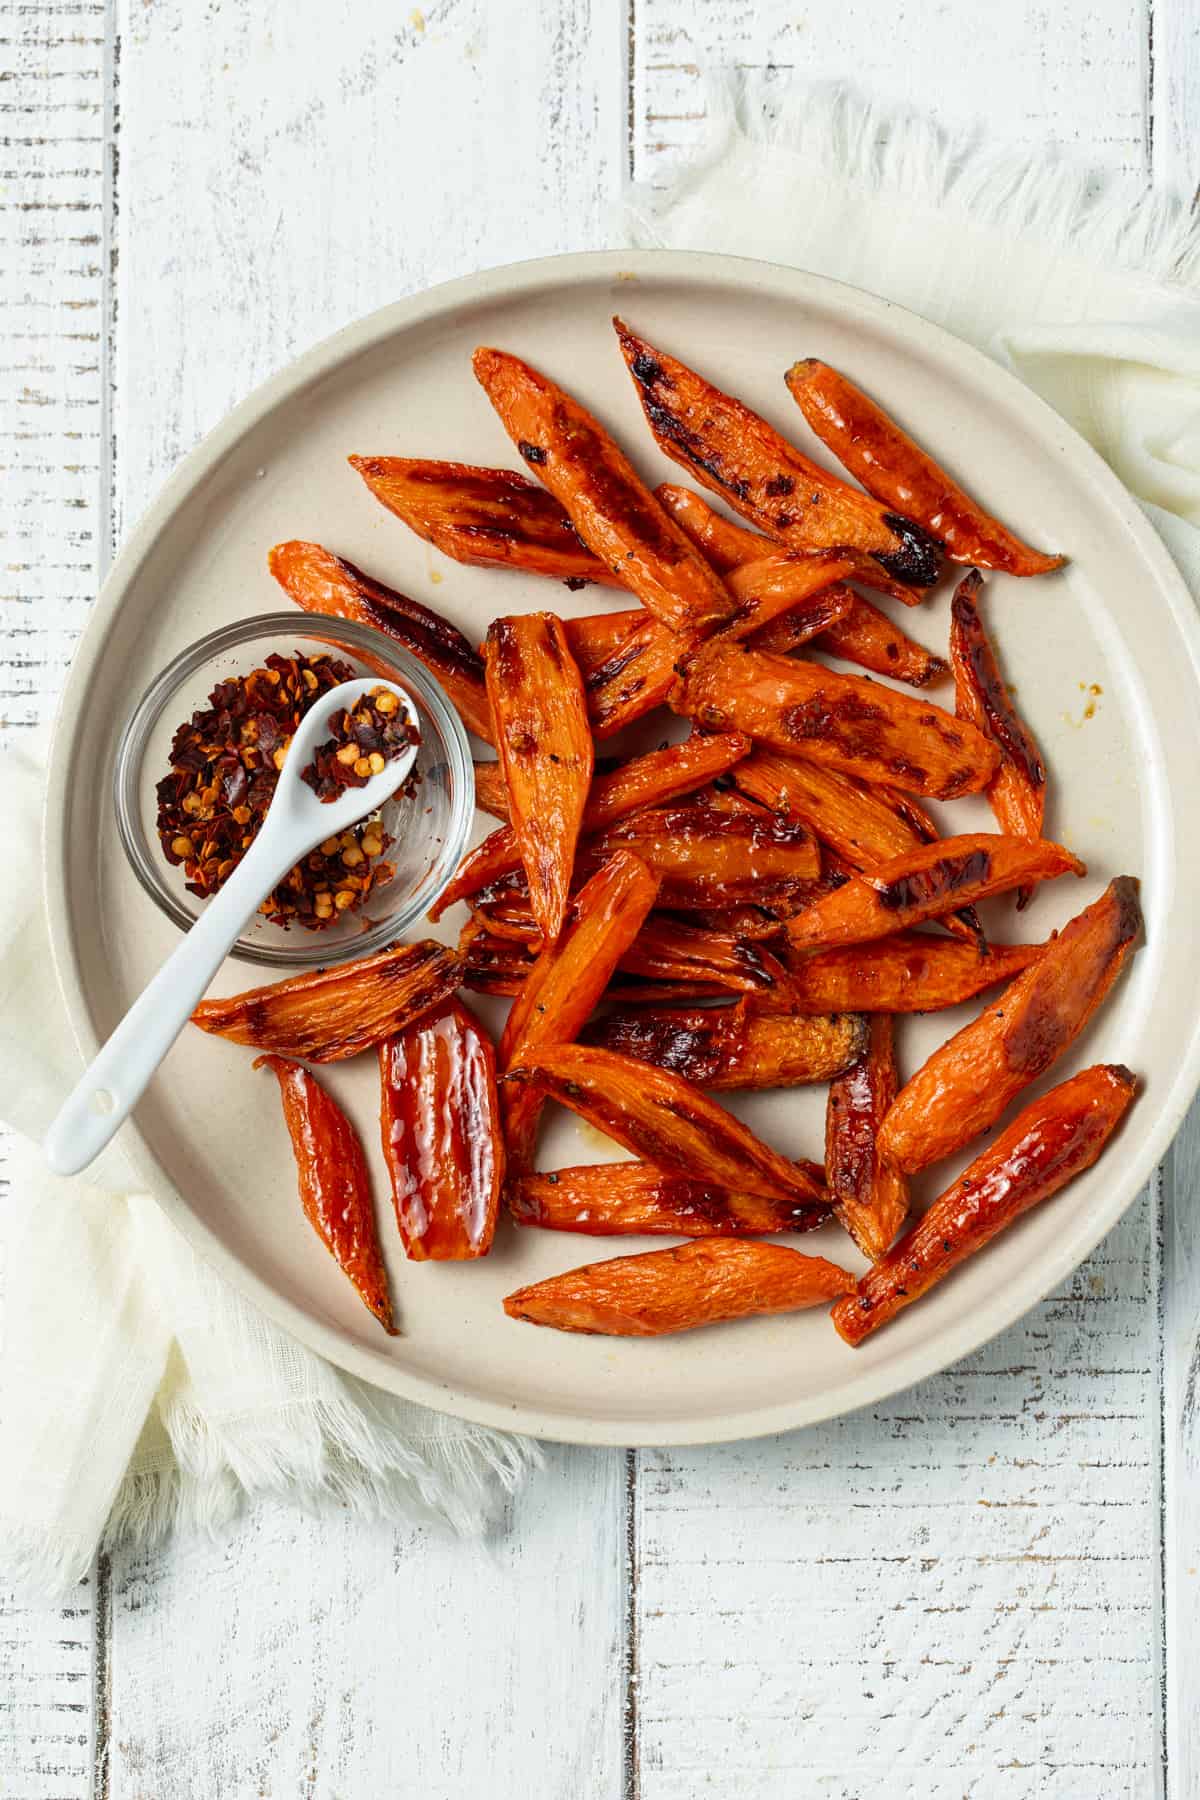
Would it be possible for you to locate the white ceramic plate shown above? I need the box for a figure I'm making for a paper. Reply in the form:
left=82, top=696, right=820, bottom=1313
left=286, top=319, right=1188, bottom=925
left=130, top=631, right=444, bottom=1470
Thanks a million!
left=44, top=250, right=1200, bottom=1446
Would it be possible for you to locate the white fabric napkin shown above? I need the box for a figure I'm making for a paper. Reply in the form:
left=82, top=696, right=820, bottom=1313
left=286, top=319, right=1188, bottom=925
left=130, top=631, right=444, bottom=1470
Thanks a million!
left=5, top=80, right=1199, bottom=1600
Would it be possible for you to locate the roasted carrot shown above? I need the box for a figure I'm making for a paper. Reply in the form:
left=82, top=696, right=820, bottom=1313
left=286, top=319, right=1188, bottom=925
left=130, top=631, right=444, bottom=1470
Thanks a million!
left=506, top=1044, right=824, bottom=1203
left=950, top=569, right=1046, bottom=903
left=781, top=933, right=1045, bottom=1013
left=676, top=639, right=1000, bottom=799
left=473, top=346, right=735, bottom=634
left=257, top=1055, right=395, bottom=1333
left=509, top=1163, right=830, bottom=1236
left=878, top=877, right=1142, bottom=1173
left=499, top=852, right=661, bottom=1167
left=473, top=760, right=510, bottom=820
left=818, top=591, right=949, bottom=687
left=614, top=320, right=941, bottom=587
left=348, top=455, right=621, bottom=587
left=617, top=916, right=794, bottom=995
left=268, top=540, right=493, bottom=743
left=583, top=998, right=866, bottom=1089
left=596, top=801, right=820, bottom=908
left=378, top=999, right=505, bottom=1260
left=484, top=612, right=593, bottom=944
left=785, top=359, right=1065, bottom=576
left=734, top=750, right=934, bottom=869
left=192, top=941, right=463, bottom=1063
left=833, top=1065, right=1136, bottom=1346
left=431, top=733, right=751, bottom=919
left=786, top=834, right=1084, bottom=951
left=505, top=1237, right=855, bottom=1336
left=562, top=607, right=647, bottom=676
left=826, top=1016, right=908, bottom=1261
left=745, top=583, right=857, bottom=655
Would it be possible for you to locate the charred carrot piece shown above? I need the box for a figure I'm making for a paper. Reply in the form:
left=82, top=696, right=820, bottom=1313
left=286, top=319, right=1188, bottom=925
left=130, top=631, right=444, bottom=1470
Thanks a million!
left=378, top=999, right=505, bottom=1260
left=432, top=733, right=751, bottom=920
left=458, top=919, right=533, bottom=995
left=826, top=1016, right=908, bottom=1261
left=473, top=346, right=735, bottom=635
left=268, top=540, right=493, bottom=743
left=192, top=941, right=463, bottom=1063
left=614, top=320, right=941, bottom=587
left=582, top=998, right=866, bottom=1089
left=484, top=612, right=593, bottom=944
left=619, top=917, right=793, bottom=995
left=563, top=607, right=647, bottom=677
left=473, top=760, right=510, bottom=820
left=348, top=455, right=621, bottom=588
left=834, top=1065, right=1136, bottom=1346
left=597, top=801, right=820, bottom=908
left=819, top=591, right=948, bottom=687
left=878, top=877, right=1141, bottom=1173
left=676, top=639, right=999, bottom=799
left=781, top=932, right=1045, bottom=1013
left=508, top=1044, right=823, bottom=1202
left=745, top=584, right=857, bottom=655
left=505, top=1237, right=854, bottom=1336
left=499, top=852, right=661, bottom=1167
left=257, top=1055, right=395, bottom=1333
left=785, top=360, right=1065, bottom=576
left=509, top=1163, right=830, bottom=1236
left=787, top=834, right=1084, bottom=951
left=950, top=569, right=1046, bottom=903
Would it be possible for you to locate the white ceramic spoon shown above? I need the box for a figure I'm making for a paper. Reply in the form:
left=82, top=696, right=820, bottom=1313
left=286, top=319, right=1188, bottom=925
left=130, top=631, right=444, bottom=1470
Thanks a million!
left=43, top=677, right=421, bottom=1177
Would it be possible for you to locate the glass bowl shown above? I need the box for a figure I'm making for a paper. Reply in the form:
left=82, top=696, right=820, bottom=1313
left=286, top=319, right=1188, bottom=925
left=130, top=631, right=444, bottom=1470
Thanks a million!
left=115, top=613, right=474, bottom=967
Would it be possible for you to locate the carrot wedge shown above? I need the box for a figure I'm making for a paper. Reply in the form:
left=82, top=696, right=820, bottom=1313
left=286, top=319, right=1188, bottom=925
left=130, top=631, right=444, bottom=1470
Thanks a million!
left=484, top=611, right=593, bottom=944
left=676, top=639, right=999, bottom=799
left=348, top=455, right=620, bottom=587
left=473, top=346, right=734, bottom=635
left=257, top=1055, right=395, bottom=1333
left=950, top=569, right=1047, bottom=903
left=509, top=1163, right=829, bottom=1236
left=582, top=999, right=866, bottom=1089
left=786, top=834, right=1084, bottom=951
left=878, top=876, right=1142, bottom=1173
left=833, top=1065, right=1137, bottom=1346
left=614, top=320, right=941, bottom=587
left=500, top=852, right=661, bottom=1167
left=826, top=1016, right=908, bottom=1261
left=505, top=1237, right=855, bottom=1336
left=378, top=999, right=505, bottom=1260
left=785, top=359, right=1065, bottom=576
left=618, top=917, right=793, bottom=996
left=596, top=801, right=819, bottom=908
left=431, top=733, right=751, bottom=920
left=781, top=933, right=1046, bottom=1013
left=506, top=1044, right=824, bottom=1203
left=563, top=608, right=647, bottom=676
left=473, top=760, right=510, bottom=820
left=192, top=941, right=463, bottom=1062
left=268, top=540, right=493, bottom=743
left=819, top=591, right=949, bottom=687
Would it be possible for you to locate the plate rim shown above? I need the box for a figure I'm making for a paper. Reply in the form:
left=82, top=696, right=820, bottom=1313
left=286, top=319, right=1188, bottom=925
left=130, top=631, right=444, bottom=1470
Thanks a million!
left=42, top=245, right=1200, bottom=1447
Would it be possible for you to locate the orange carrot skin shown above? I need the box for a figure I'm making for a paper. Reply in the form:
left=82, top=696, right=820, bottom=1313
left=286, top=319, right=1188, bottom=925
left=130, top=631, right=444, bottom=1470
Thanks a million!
left=505, top=1237, right=855, bottom=1336
left=820, top=592, right=949, bottom=687
left=582, top=999, right=866, bottom=1090
left=618, top=917, right=793, bottom=995
left=268, top=540, right=494, bottom=743
left=499, top=852, right=661, bottom=1168
left=597, top=801, right=820, bottom=908
left=379, top=1000, right=505, bottom=1261
left=786, top=834, right=1085, bottom=951
left=509, top=1163, right=830, bottom=1236
left=781, top=933, right=1045, bottom=1013
left=950, top=569, right=1046, bottom=875
left=563, top=608, right=648, bottom=676
left=473, top=346, right=734, bottom=635
left=192, top=942, right=463, bottom=1063
left=614, top=320, right=941, bottom=586
left=506, top=1043, right=824, bottom=1204
left=785, top=360, right=1064, bottom=577
left=826, top=1015, right=908, bottom=1261
left=257, top=1055, right=395, bottom=1332
left=878, top=877, right=1141, bottom=1173
left=677, top=639, right=1000, bottom=799
left=485, top=612, right=593, bottom=945
left=348, top=455, right=621, bottom=587
left=833, top=1065, right=1136, bottom=1346
left=473, top=760, right=510, bottom=820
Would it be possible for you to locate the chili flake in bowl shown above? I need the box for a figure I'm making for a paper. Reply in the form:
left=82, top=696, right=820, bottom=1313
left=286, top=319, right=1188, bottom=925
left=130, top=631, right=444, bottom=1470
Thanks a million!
left=116, top=614, right=473, bottom=969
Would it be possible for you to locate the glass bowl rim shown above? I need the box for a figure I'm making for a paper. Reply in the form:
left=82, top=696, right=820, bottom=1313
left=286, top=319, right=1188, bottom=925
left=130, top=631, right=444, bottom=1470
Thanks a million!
left=113, top=610, right=475, bottom=968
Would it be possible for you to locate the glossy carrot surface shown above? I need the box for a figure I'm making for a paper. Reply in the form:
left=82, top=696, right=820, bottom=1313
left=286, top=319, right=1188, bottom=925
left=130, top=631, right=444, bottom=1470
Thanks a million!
left=509, top=1162, right=830, bottom=1236
left=781, top=933, right=1046, bottom=1013
left=950, top=570, right=1046, bottom=878
left=826, top=1015, right=908, bottom=1261
left=583, top=999, right=866, bottom=1089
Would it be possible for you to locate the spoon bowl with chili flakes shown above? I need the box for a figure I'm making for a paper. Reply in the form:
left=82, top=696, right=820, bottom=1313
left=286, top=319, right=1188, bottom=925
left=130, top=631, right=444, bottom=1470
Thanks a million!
left=46, top=676, right=422, bottom=1177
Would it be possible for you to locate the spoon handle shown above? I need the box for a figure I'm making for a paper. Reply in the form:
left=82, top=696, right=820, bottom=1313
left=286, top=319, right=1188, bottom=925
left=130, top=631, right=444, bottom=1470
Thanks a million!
left=43, top=823, right=294, bottom=1177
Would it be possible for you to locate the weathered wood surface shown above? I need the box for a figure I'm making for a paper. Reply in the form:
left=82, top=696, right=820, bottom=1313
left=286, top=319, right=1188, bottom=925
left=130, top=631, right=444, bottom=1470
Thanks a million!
left=3, top=1, right=1199, bottom=1795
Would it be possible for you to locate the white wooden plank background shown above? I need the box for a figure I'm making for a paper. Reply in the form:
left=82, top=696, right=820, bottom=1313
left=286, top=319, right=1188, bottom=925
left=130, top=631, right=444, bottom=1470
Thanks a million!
left=2, top=1, right=1197, bottom=1795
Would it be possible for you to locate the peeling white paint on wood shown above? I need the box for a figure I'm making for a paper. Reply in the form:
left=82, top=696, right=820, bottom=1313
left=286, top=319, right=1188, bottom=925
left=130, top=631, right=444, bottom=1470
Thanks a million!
left=4, top=0, right=1200, bottom=1795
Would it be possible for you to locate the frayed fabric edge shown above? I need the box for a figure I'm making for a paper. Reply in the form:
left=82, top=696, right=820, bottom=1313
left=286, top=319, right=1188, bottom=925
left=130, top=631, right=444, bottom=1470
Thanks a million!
left=629, top=77, right=1200, bottom=289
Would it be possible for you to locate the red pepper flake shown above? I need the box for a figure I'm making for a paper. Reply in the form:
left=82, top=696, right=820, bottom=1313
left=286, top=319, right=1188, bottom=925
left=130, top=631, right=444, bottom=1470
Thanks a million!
left=155, top=651, right=408, bottom=931
left=300, top=685, right=418, bottom=802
